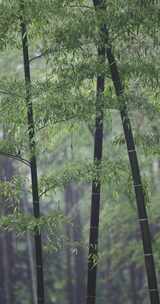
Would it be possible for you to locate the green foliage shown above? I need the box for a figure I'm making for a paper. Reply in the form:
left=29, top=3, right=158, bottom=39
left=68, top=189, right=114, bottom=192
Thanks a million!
left=0, top=0, right=160, bottom=303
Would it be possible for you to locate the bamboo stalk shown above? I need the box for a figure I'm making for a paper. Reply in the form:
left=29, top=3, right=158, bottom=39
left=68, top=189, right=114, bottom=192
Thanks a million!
left=86, top=2, right=106, bottom=304
left=20, top=11, right=45, bottom=304
left=90, top=1, right=159, bottom=303
left=106, top=40, right=160, bottom=304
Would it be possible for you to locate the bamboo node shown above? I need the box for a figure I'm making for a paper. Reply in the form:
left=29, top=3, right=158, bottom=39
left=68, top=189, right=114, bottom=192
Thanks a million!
left=138, top=218, right=148, bottom=222
left=134, top=184, right=142, bottom=188
left=128, top=149, right=135, bottom=153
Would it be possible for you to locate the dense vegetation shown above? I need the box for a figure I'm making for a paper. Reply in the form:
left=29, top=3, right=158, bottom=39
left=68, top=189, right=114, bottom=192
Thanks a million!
left=0, top=1, right=160, bottom=304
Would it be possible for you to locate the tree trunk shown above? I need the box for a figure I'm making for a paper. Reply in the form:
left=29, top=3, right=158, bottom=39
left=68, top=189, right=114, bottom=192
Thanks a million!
left=20, top=5, right=45, bottom=304
left=91, top=1, right=159, bottom=303
left=106, top=36, right=160, bottom=304
left=86, top=2, right=105, bottom=304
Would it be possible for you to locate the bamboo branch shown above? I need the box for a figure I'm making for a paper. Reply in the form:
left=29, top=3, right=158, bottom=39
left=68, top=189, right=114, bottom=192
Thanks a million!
left=29, top=48, right=54, bottom=63
left=0, top=151, right=30, bottom=167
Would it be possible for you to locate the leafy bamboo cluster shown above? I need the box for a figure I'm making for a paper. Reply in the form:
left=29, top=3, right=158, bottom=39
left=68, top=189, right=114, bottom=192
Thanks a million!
left=0, top=1, right=160, bottom=304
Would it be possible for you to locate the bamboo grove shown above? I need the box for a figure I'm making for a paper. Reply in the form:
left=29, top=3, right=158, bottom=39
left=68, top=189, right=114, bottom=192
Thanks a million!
left=0, top=1, right=160, bottom=304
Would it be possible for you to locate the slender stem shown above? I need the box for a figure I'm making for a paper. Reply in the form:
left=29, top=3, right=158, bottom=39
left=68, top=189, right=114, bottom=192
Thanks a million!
left=91, top=1, right=159, bottom=303
left=0, top=151, right=30, bottom=167
left=20, top=11, right=45, bottom=304
left=106, top=45, right=160, bottom=304
left=86, top=2, right=105, bottom=304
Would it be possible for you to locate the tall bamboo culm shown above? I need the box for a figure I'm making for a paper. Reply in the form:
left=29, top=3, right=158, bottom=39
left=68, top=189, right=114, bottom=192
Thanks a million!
left=89, top=1, right=160, bottom=304
left=86, top=1, right=106, bottom=304
left=106, top=45, right=160, bottom=304
left=20, top=4, right=45, bottom=304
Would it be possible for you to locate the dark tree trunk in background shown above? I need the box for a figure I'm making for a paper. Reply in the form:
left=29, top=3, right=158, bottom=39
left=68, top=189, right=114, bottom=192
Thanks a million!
left=129, top=263, right=138, bottom=304
left=20, top=5, right=45, bottom=304
left=64, top=178, right=85, bottom=304
left=64, top=142, right=86, bottom=304
left=137, top=266, right=146, bottom=303
left=86, top=2, right=105, bottom=304
left=65, top=183, right=85, bottom=304
left=0, top=233, right=5, bottom=303
left=72, top=186, right=85, bottom=304
left=1, top=231, right=13, bottom=304
left=0, top=151, right=16, bottom=304
left=22, top=190, right=37, bottom=304
left=64, top=183, right=74, bottom=304
left=105, top=234, right=117, bottom=304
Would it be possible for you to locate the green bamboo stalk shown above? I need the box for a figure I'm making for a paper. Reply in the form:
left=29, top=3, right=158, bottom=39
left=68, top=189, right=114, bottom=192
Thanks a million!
left=86, top=2, right=106, bottom=304
left=20, top=7, right=45, bottom=304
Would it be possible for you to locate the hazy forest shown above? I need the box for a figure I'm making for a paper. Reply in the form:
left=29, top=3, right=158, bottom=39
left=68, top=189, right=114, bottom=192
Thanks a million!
left=0, top=1, right=160, bottom=304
